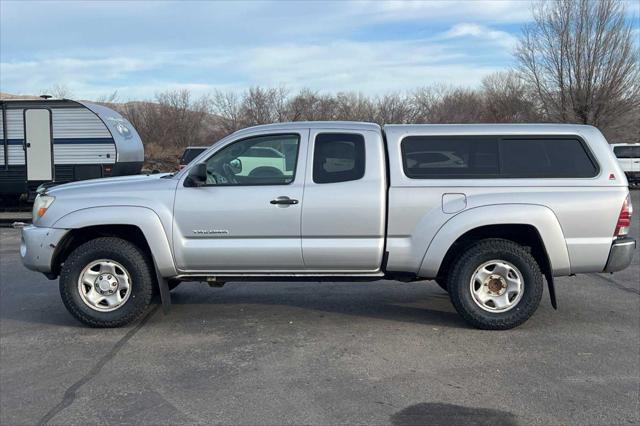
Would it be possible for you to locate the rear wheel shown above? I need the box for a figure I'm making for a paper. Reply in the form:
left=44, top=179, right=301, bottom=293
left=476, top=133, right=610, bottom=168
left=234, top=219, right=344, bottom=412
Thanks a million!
left=448, top=239, right=543, bottom=330
left=59, top=237, right=155, bottom=327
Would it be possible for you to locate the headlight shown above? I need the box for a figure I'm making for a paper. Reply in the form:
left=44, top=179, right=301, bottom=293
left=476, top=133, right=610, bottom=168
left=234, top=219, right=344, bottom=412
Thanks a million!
left=32, top=195, right=55, bottom=221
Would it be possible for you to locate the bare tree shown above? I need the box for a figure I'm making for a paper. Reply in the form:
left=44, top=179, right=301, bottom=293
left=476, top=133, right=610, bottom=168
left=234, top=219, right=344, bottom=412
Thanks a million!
left=115, top=89, right=212, bottom=171
left=409, top=86, right=443, bottom=123
left=95, top=90, right=119, bottom=105
left=210, top=90, right=243, bottom=134
left=333, top=92, right=376, bottom=122
left=375, top=93, right=413, bottom=124
left=286, top=89, right=321, bottom=121
left=411, top=87, right=485, bottom=124
left=481, top=71, right=540, bottom=122
left=241, top=87, right=289, bottom=125
left=516, top=0, right=639, bottom=141
left=42, top=83, right=74, bottom=99
left=155, top=89, right=209, bottom=151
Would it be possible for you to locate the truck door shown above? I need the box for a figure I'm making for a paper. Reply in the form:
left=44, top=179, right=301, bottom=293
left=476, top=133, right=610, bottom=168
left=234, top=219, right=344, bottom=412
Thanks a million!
left=24, top=109, right=53, bottom=182
left=301, top=129, right=386, bottom=272
left=173, top=130, right=308, bottom=272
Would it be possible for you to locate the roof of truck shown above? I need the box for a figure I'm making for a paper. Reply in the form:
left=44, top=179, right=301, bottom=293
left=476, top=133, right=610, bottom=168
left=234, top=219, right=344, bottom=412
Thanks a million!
left=236, top=121, right=600, bottom=136
left=236, top=121, right=381, bottom=135
left=384, top=123, right=598, bottom=134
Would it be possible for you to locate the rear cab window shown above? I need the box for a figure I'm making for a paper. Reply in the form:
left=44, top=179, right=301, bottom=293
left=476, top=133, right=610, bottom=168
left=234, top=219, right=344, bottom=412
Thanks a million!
left=313, top=133, right=366, bottom=184
left=401, top=135, right=598, bottom=179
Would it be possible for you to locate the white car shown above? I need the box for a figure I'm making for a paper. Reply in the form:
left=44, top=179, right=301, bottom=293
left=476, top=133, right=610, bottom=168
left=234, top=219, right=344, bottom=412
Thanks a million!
left=611, top=144, right=640, bottom=186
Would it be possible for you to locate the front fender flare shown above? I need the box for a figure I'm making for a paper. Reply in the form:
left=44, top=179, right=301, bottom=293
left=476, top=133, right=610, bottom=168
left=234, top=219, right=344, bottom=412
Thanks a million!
left=52, top=206, right=177, bottom=277
left=418, top=203, right=570, bottom=278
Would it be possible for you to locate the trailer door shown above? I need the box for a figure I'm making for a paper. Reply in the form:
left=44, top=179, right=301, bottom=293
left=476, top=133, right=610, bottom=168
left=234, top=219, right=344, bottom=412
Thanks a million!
left=25, top=109, right=53, bottom=181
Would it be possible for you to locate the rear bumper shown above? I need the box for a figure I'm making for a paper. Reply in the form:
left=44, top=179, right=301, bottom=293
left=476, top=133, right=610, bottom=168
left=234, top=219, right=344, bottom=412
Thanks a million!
left=20, top=225, right=69, bottom=273
left=603, top=237, right=636, bottom=273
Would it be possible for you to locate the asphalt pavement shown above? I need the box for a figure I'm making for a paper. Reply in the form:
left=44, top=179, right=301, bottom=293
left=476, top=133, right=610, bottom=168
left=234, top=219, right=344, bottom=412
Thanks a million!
left=1, top=192, right=638, bottom=425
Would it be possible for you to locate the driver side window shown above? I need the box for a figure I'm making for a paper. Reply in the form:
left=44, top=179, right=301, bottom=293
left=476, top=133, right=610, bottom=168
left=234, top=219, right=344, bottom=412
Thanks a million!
left=203, top=134, right=300, bottom=186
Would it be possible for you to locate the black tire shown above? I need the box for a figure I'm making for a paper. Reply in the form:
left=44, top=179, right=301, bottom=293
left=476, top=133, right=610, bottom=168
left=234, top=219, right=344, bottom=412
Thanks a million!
left=448, top=239, right=543, bottom=330
left=59, top=237, right=155, bottom=328
left=435, top=278, right=448, bottom=292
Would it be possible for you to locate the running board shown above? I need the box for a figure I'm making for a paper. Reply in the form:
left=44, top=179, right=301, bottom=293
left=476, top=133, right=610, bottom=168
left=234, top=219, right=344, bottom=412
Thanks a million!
left=173, top=272, right=386, bottom=282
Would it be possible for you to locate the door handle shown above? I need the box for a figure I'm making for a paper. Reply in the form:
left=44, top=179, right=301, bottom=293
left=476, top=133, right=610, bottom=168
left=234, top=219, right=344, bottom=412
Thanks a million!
left=270, top=196, right=298, bottom=205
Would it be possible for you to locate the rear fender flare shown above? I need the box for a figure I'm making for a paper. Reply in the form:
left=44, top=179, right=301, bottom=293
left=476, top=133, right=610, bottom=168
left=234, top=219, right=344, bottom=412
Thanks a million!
left=418, top=204, right=570, bottom=278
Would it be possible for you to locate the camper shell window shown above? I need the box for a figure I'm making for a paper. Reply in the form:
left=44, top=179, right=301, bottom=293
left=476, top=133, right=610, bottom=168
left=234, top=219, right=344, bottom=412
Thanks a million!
left=401, top=135, right=598, bottom=179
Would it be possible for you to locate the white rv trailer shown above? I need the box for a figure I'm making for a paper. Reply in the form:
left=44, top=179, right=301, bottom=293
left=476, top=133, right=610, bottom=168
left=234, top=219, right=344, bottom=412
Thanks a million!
left=0, top=98, right=144, bottom=201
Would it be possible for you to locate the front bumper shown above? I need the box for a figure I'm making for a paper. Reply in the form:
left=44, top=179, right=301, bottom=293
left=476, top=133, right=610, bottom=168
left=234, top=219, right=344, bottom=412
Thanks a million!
left=20, top=225, right=69, bottom=273
left=603, top=237, right=636, bottom=273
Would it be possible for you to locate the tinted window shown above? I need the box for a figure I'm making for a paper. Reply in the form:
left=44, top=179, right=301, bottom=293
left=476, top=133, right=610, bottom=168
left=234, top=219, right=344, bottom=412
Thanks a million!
left=313, top=133, right=365, bottom=184
left=614, top=146, right=640, bottom=159
left=401, top=136, right=597, bottom=179
left=402, top=136, right=499, bottom=178
left=500, top=138, right=597, bottom=178
left=204, top=134, right=299, bottom=185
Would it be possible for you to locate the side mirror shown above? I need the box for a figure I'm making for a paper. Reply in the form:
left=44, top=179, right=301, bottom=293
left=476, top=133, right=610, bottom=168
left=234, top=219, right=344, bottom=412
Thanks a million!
left=229, top=158, right=242, bottom=174
left=185, top=163, right=207, bottom=187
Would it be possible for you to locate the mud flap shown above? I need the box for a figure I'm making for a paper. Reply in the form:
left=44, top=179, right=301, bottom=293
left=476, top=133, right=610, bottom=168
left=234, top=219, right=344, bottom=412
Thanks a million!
left=544, top=271, right=557, bottom=310
left=154, top=266, right=171, bottom=314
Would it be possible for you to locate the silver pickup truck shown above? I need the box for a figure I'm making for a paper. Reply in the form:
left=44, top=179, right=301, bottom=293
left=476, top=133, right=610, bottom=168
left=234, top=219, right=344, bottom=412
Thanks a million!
left=20, top=122, right=635, bottom=329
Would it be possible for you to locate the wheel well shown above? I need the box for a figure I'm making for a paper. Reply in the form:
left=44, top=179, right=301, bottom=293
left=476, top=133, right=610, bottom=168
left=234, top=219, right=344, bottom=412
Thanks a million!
left=436, top=224, right=551, bottom=279
left=51, top=225, right=153, bottom=277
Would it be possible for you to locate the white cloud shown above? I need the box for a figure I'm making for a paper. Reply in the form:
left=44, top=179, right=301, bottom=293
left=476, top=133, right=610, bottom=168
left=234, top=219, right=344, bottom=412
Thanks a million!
left=233, top=39, right=484, bottom=92
left=348, top=0, right=532, bottom=24
left=1, top=35, right=510, bottom=99
left=0, top=1, right=536, bottom=99
left=1, top=56, right=162, bottom=97
left=440, top=23, right=518, bottom=49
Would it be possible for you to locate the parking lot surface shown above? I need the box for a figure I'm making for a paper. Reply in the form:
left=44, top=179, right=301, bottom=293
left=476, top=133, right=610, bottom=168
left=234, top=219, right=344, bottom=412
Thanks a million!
left=1, top=192, right=638, bottom=425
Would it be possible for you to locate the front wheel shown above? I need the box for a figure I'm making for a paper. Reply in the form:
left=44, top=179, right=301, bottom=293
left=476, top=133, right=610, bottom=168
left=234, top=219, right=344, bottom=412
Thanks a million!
left=448, top=239, right=543, bottom=330
left=59, top=237, right=155, bottom=327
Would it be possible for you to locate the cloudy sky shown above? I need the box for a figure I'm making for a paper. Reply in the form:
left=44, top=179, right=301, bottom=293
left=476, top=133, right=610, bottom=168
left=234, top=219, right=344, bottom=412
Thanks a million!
left=1, top=0, right=638, bottom=100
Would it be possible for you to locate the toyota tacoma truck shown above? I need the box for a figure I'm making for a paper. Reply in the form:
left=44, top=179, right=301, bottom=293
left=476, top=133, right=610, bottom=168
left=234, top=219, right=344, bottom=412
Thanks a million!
left=20, top=122, right=636, bottom=329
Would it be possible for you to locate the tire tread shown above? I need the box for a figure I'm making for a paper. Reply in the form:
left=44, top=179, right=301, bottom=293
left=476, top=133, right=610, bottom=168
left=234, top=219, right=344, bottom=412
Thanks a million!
left=448, top=238, right=543, bottom=330
left=59, top=237, right=154, bottom=328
